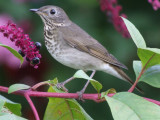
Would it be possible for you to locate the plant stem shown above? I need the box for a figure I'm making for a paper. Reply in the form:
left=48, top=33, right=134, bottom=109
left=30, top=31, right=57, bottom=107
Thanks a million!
left=144, top=97, right=160, bottom=106
left=0, top=86, right=160, bottom=105
left=128, top=66, right=145, bottom=92
left=128, top=53, right=156, bottom=92
left=24, top=92, right=40, bottom=120
left=31, top=81, right=49, bottom=90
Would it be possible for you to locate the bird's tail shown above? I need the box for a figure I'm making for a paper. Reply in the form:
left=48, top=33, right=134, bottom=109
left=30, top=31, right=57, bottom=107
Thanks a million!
left=107, top=64, right=143, bottom=93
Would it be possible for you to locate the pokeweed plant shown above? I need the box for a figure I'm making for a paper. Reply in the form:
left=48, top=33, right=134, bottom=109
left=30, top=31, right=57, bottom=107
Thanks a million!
left=0, top=10, right=160, bottom=120
left=0, top=21, right=42, bottom=68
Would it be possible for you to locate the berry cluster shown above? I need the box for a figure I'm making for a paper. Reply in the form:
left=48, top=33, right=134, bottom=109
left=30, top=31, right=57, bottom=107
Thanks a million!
left=148, top=0, right=160, bottom=10
left=0, top=21, right=42, bottom=69
left=100, top=0, right=130, bottom=38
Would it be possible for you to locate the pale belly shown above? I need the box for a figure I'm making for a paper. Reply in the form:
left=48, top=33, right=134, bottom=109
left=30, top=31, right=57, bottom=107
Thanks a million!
left=46, top=43, right=104, bottom=70
left=45, top=39, right=125, bottom=81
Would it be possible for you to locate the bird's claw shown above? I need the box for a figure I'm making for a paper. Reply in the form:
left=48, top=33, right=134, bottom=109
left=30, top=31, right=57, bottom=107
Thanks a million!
left=77, top=90, right=85, bottom=102
left=56, top=82, right=68, bottom=92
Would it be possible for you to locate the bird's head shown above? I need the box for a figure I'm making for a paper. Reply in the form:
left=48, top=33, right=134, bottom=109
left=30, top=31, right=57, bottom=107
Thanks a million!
left=30, top=5, right=70, bottom=26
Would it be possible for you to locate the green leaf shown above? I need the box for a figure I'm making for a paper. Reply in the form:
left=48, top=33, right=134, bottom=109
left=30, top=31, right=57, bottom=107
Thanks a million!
left=8, top=84, right=30, bottom=94
left=121, top=17, right=146, bottom=48
left=105, top=92, right=160, bottom=120
left=0, top=44, right=24, bottom=66
left=133, top=61, right=142, bottom=78
left=101, top=88, right=116, bottom=98
left=133, top=61, right=160, bottom=88
left=122, top=18, right=160, bottom=69
left=0, top=114, right=27, bottom=120
left=73, top=70, right=102, bottom=93
left=44, top=86, right=93, bottom=120
left=0, top=95, right=22, bottom=116
left=138, top=48, right=160, bottom=69
left=145, top=47, right=160, bottom=54
left=0, top=101, right=5, bottom=112
left=47, top=78, right=58, bottom=85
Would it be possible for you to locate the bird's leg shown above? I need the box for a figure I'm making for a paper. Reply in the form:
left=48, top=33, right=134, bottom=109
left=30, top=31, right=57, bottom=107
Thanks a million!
left=77, top=70, right=96, bottom=101
left=56, top=77, right=74, bottom=92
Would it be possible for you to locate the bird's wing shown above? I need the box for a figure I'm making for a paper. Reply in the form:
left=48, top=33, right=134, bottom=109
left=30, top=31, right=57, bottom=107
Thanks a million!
left=60, top=23, right=127, bottom=69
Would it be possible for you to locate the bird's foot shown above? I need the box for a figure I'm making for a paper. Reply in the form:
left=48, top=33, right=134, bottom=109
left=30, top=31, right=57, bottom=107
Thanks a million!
left=77, top=90, right=85, bottom=102
left=56, top=82, right=68, bottom=92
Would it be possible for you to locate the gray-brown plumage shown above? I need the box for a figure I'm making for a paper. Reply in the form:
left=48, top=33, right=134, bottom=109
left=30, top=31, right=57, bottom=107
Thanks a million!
left=30, top=5, right=141, bottom=93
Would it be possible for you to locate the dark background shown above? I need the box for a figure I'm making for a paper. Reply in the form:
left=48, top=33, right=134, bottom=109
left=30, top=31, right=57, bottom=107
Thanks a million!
left=0, top=0, right=160, bottom=119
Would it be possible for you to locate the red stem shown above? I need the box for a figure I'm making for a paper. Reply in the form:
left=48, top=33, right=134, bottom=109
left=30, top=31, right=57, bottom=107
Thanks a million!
left=0, top=86, right=160, bottom=105
left=128, top=67, right=145, bottom=92
left=128, top=53, right=156, bottom=92
left=24, top=92, right=40, bottom=120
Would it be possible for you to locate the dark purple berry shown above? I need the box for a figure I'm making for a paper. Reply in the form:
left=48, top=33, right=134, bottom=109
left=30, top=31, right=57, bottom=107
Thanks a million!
left=18, top=50, right=25, bottom=57
left=0, top=28, right=4, bottom=32
left=35, top=42, right=41, bottom=50
left=31, top=57, right=40, bottom=65
left=3, top=33, right=9, bottom=38
left=26, top=57, right=30, bottom=61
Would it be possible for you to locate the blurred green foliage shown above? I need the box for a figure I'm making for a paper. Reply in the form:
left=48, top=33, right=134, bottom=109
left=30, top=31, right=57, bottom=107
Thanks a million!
left=0, top=0, right=160, bottom=119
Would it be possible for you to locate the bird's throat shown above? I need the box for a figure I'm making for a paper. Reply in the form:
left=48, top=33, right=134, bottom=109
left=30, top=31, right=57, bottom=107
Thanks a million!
left=44, top=25, right=62, bottom=57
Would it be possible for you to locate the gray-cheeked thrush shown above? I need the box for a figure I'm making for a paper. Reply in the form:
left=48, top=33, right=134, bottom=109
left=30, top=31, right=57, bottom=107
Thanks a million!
left=30, top=5, right=142, bottom=99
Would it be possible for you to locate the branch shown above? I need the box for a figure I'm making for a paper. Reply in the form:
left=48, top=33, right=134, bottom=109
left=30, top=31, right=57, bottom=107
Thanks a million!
left=128, top=53, right=156, bottom=92
left=144, top=97, right=160, bottom=106
left=0, top=86, right=160, bottom=105
left=24, top=92, right=40, bottom=120
left=1, top=84, right=160, bottom=120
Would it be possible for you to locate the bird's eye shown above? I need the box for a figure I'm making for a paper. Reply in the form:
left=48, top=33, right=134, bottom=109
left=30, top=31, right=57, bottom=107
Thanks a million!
left=50, top=9, right=56, bottom=15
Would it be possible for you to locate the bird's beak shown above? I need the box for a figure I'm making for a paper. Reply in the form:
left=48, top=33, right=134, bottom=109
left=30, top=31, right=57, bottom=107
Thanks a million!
left=30, top=9, right=39, bottom=13
left=30, top=8, right=46, bottom=16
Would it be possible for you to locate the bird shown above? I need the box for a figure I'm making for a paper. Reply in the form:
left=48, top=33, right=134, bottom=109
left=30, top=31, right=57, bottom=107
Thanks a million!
left=30, top=5, right=141, bottom=99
